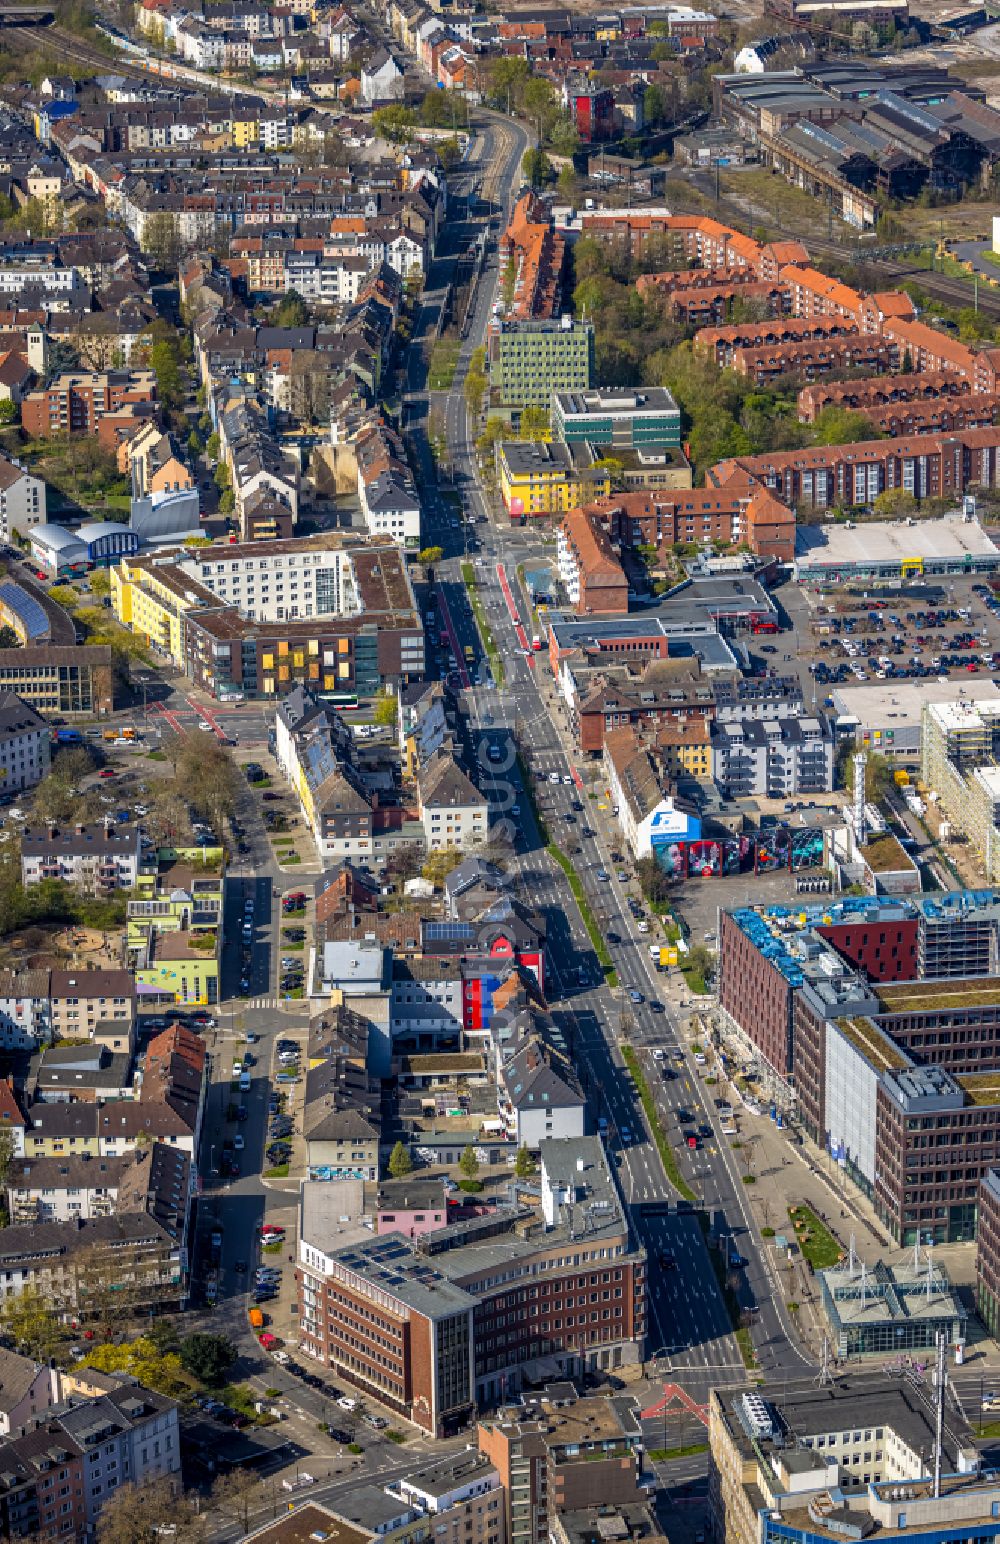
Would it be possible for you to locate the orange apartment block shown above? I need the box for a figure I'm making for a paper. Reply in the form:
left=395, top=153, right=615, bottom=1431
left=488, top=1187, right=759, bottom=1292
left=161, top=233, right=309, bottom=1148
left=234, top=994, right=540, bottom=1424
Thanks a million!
left=499, top=193, right=565, bottom=320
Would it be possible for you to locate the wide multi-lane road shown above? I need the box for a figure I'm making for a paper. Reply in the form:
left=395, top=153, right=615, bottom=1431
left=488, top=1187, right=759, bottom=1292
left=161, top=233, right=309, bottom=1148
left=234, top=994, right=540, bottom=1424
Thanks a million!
left=407, top=110, right=815, bottom=1399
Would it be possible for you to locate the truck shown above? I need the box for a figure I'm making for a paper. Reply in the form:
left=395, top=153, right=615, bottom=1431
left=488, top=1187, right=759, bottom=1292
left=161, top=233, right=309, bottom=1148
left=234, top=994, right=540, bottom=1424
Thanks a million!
left=248, top=1307, right=265, bottom=1331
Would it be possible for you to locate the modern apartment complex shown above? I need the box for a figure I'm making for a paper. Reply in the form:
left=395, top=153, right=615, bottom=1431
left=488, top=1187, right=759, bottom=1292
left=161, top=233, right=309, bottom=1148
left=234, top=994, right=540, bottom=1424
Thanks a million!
left=112, top=534, right=424, bottom=700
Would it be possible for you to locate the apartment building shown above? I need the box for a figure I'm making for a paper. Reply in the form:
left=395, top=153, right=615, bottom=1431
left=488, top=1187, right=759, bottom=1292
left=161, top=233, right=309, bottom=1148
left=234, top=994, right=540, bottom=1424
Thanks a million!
left=0, top=1348, right=58, bottom=1437
left=498, top=441, right=611, bottom=520
left=603, top=724, right=701, bottom=859
left=297, top=1136, right=646, bottom=1433
left=708, top=425, right=1000, bottom=509
left=557, top=506, right=628, bottom=615
left=922, top=698, right=1000, bottom=882
left=710, top=714, right=834, bottom=798
left=499, top=193, right=565, bottom=323
left=478, top=1388, right=643, bottom=1544
left=21, top=824, right=142, bottom=895
left=695, top=313, right=856, bottom=368
left=0, top=690, right=49, bottom=794
left=798, top=372, right=975, bottom=422
left=21, top=370, right=158, bottom=441
left=417, top=750, right=488, bottom=853
left=564, top=486, right=796, bottom=565
left=732, top=335, right=896, bottom=386
left=112, top=535, right=424, bottom=700
left=0, top=453, right=46, bottom=541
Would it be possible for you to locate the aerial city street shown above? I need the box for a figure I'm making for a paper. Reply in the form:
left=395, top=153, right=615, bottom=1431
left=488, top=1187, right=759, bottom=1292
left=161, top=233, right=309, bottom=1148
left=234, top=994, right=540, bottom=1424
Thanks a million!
left=5, top=0, right=1000, bottom=1538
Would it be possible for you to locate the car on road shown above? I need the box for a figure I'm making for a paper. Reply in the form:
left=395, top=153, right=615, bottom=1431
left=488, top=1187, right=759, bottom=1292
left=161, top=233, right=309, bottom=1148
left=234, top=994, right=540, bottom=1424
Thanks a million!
left=676, top=1107, right=693, bottom=1123
left=562, top=774, right=574, bottom=785
left=606, top=931, right=620, bottom=944
left=337, top=1396, right=358, bottom=1412
left=233, top=1134, right=245, bottom=1151
left=98, top=768, right=116, bottom=779
left=659, top=1250, right=676, bottom=1269
left=628, top=990, right=644, bottom=1004
left=548, top=772, right=561, bottom=784
left=650, top=1001, right=664, bottom=1014
left=597, top=870, right=609, bottom=882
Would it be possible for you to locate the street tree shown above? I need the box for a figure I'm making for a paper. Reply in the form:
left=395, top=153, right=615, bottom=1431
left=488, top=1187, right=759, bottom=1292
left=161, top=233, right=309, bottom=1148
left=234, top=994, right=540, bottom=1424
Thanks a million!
left=141, top=213, right=182, bottom=271
left=288, top=350, right=332, bottom=425
left=459, top=1145, right=480, bottom=1183
left=209, top=1469, right=262, bottom=1536
left=97, top=1477, right=202, bottom=1544
left=1, top=1285, right=63, bottom=1361
left=179, top=1331, right=236, bottom=1385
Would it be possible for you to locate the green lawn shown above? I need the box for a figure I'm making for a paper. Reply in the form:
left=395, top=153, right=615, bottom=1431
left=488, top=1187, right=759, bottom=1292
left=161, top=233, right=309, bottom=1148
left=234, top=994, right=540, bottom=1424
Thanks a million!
left=264, top=1163, right=289, bottom=1178
left=788, top=1204, right=842, bottom=1270
left=648, top=1443, right=709, bottom=1462
left=461, top=562, right=505, bottom=687
left=428, top=339, right=462, bottom=391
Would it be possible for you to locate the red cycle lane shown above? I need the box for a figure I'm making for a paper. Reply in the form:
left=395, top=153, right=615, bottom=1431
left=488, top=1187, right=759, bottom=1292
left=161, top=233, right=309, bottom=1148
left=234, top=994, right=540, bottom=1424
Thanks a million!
left=497, top=562, right=532, bottom=663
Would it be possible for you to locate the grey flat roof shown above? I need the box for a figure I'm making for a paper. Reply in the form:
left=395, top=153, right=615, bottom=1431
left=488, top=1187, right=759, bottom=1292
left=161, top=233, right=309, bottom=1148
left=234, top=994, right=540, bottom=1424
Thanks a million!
left=796, top=516, right=1000, bottom=572
left=831, top=679, right=1000, bottom=735
left=548, top=612, right=737, bottom=670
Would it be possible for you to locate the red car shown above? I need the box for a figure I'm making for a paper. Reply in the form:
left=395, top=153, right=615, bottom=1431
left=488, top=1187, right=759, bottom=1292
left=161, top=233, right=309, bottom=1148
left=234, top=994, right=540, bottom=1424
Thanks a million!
left=97, top=768, right=116, bottom=779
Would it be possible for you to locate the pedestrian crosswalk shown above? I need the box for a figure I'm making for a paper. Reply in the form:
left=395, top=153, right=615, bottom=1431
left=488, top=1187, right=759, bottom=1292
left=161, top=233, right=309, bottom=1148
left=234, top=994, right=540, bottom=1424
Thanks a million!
left=247, top=996, right=276, bottom=1010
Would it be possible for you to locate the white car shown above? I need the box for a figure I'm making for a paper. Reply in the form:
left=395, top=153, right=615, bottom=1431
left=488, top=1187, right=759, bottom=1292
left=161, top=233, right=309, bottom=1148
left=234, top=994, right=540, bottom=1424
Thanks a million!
left=548, top=772, right=561, bottom=784
left=234, top=1134, right=245, bottom=1151
left=337, top=1396, right=357, bottom=1412
left=562, top=774, right=574, bottom=785
left=198, top=721, right=213, bottom=731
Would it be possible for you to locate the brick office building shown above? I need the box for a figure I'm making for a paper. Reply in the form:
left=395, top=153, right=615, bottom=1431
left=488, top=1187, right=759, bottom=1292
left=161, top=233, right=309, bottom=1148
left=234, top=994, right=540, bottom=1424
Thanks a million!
left=718, top=891, right=1000, bottom=1242
left=297, top=1137, right=645, bottom=1434
left=976, top=1169, right=1000, bottom=1337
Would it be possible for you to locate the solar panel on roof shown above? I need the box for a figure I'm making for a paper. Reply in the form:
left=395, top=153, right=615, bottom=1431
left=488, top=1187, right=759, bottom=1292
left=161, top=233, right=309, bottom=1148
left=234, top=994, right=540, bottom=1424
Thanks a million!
left=425, top=921, right=474, bottom=941
left=0, top=583, right=47, bottom=642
